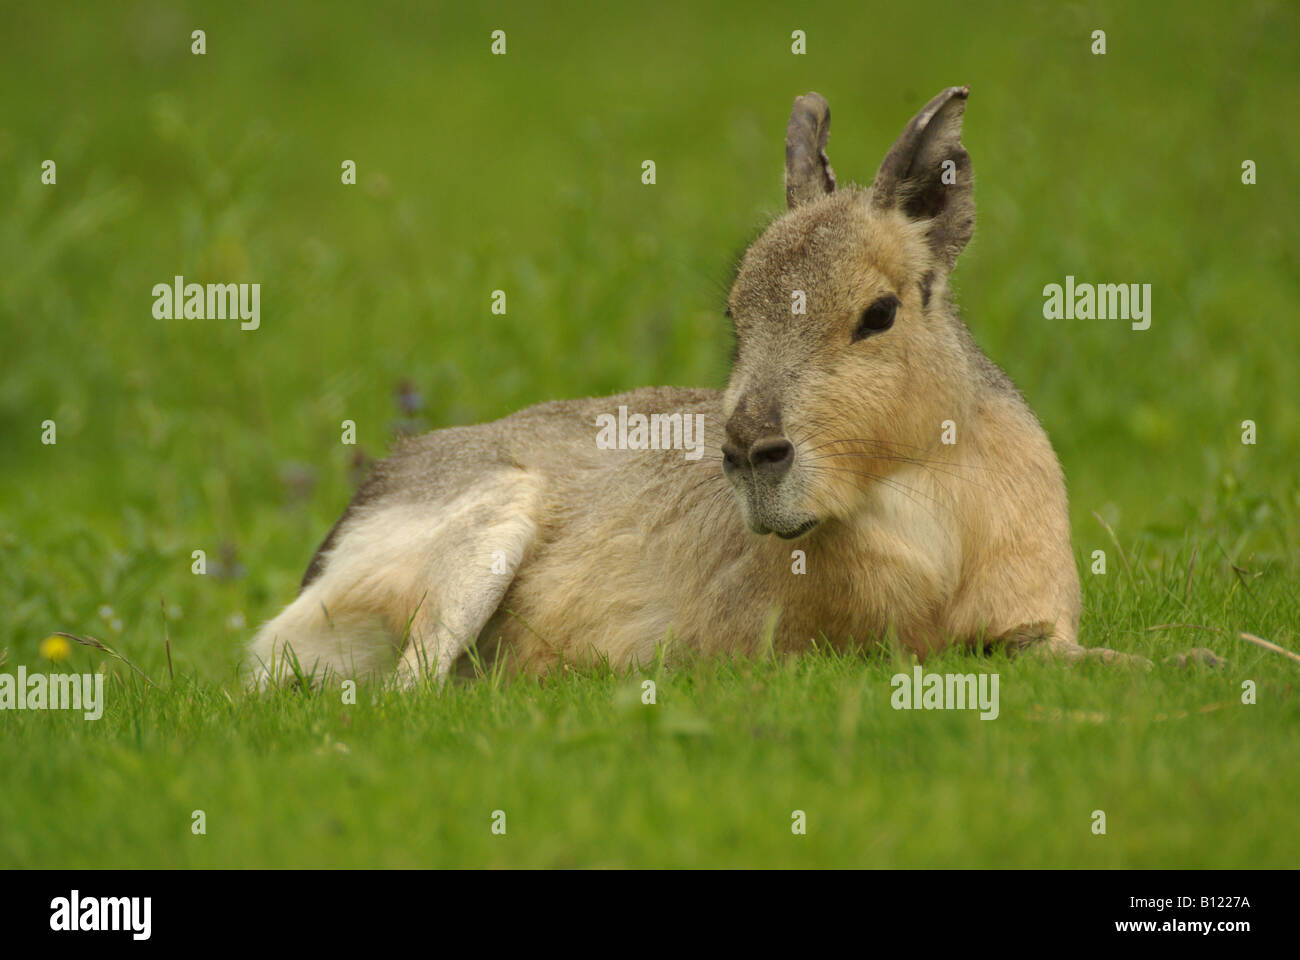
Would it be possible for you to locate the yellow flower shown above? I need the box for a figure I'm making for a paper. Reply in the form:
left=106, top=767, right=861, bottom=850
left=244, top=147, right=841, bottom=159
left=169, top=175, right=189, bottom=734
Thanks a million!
left=39, top=635, right=71, bottom=661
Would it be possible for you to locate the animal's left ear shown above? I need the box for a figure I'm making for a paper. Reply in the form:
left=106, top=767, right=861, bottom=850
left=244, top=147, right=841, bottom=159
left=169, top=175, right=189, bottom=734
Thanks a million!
left=870, top=85, right=973, bottom=269
left=785, top=92, right=836, bottom=208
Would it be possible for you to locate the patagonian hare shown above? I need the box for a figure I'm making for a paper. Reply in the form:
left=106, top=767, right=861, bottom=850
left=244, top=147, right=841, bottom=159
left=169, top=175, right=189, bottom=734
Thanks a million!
left=249, top=86, right=1147, bottom=689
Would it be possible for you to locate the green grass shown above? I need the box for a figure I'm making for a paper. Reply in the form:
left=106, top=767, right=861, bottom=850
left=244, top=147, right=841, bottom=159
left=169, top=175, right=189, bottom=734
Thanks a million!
left=1, top=0, right=1298, bottom=867
left=4, top=573, right=1298, bottom=868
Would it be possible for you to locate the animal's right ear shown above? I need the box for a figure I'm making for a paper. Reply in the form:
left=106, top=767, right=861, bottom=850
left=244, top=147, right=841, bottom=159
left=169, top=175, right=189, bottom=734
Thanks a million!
left=785, top=92, right=836, bottom=208
left=870, top=86, right=973, bottom=269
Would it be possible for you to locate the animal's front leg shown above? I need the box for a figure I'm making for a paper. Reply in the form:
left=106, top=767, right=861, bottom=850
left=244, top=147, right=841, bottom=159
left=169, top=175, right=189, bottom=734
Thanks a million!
left=996, top=621, right=1154, bottom=669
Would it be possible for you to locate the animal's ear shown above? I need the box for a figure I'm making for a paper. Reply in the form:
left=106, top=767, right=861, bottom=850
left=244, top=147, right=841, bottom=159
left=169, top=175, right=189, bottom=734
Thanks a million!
left=785, top=92, right=836, bottom=208
left=870, top=85, right=973, bottom=269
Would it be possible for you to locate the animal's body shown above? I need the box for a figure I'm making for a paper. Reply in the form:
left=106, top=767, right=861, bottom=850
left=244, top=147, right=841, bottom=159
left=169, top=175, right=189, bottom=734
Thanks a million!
left=250, top=87, right=1134, bottom=688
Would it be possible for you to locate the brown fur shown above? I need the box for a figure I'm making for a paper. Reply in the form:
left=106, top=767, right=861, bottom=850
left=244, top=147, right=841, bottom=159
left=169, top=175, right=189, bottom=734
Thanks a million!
left=248, top=88, right=1143, bottom=688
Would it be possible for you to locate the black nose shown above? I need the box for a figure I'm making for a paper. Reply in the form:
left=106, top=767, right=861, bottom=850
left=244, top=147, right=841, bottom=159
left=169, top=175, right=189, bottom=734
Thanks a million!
left=722, top=436, right=794, bottom=479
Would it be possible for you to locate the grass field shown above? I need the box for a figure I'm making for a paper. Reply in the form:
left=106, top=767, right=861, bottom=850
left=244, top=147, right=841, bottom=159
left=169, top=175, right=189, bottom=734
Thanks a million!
left=1, top=0, right=1297, bottom=868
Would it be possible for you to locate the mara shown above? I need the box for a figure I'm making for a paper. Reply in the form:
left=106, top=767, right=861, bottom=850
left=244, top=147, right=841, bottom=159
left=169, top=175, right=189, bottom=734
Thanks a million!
left=250, top=87, right=1148, bottom=688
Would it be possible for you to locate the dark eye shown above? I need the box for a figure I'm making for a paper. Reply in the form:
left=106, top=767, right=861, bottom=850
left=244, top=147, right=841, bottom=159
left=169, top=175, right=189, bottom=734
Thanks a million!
left=853, top=296, right=898, bottom=341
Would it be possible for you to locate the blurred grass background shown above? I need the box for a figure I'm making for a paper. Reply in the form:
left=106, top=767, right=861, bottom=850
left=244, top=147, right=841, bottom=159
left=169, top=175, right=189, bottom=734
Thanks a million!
left=2, top=1, right=1297, bottom=674
left=1, top=0, right=1298, bottom=869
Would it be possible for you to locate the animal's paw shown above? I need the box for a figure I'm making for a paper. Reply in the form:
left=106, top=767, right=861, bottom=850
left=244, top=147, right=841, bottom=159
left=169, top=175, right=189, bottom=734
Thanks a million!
left=1079, top=646, right=1154, bottom=670
left=1031, top=637, right=1154, bottom=670
left=1162, top=646, right=1227, bottom=669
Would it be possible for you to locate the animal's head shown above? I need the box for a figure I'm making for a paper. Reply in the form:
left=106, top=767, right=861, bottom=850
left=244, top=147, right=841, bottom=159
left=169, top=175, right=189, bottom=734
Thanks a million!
left=722, top=86, right=979, bottom=539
